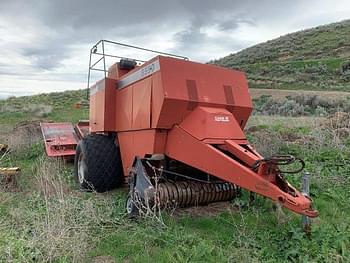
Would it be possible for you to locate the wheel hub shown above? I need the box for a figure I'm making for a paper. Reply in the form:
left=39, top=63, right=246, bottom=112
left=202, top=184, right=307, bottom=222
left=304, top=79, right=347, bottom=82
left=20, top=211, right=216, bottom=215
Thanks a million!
left=126, top=196, right=134, bottom=214
left=78, top=154, right=85, bottom=184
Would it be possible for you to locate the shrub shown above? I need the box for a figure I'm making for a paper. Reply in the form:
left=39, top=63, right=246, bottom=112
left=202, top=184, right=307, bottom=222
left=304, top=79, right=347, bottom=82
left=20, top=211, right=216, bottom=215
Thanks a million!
left=253, top=94, right=350, bottom=116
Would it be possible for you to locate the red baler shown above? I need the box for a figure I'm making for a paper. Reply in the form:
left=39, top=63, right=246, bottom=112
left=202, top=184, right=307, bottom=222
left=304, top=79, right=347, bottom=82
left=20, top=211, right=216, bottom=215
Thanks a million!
left=41, top=40, right=318, bottom=218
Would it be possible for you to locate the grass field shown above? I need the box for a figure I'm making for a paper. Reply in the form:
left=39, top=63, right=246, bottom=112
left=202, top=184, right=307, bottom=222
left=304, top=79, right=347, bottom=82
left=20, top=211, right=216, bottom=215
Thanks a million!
left=0, top=90, right=350, bottom=262
left=249, top=88, right=350, bottom=102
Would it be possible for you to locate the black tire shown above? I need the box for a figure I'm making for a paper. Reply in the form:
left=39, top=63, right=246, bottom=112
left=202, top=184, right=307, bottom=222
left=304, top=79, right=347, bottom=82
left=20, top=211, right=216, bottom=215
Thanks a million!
left=74, top=134, right=123, bottom=192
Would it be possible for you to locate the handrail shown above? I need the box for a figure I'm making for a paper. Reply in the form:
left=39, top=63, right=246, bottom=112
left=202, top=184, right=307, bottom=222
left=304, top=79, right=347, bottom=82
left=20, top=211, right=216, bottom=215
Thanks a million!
left=86, top=39, right=188, bottom=99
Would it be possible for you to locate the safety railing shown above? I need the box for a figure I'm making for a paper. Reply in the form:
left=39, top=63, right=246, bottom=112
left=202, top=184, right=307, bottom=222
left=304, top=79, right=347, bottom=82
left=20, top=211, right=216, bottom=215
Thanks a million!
left=86, top=39, right=188, bottom=98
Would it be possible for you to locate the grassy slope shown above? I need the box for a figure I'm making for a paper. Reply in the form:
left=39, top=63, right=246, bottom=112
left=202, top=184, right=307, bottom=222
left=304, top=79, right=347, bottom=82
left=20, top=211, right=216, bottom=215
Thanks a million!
left=0, top=92, right=350, bottom=262
left=212, top=20, right=350, bottom=91
left=0, top=89, right=89, bottom=125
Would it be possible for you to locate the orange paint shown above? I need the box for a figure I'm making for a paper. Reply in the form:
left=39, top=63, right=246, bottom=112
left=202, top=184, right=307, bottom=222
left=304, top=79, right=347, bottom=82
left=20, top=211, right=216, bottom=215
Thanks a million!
left=85, top=56, right=318, bottom=217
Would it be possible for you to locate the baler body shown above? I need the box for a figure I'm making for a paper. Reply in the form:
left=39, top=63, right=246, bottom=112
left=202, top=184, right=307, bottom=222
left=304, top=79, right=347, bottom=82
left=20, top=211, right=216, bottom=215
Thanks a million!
left=40, top=43, right=317, bottom=218
left=91, top=56, right=251, bottom=174
left=87, top=55, right=317, bottom=218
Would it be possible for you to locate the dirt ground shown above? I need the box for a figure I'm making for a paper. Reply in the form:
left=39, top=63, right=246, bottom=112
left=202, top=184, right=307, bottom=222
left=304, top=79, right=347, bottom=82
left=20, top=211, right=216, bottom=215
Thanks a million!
left=0, top=169, right=18, bottom=191
left=172, top=201, right=238, bottom=217
left=0, top=120, right=42, bottom=151
left=93, top=256, right=116, bottom=263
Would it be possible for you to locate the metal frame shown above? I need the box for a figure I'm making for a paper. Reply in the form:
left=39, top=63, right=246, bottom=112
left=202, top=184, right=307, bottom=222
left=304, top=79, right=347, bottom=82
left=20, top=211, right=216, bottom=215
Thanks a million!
left=86, top=39, right=188, bottom=99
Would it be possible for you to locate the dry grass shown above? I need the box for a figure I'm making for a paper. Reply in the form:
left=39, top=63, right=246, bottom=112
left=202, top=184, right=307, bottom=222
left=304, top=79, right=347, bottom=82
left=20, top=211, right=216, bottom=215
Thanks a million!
left=1, top=157, right=125, bottom=262
left=247, top=113, right=340, bottom=154
left=247, top=115, right=325, bottom=128
left=0, top=148, right=19, bottom=191
left=30, top=157, right=90, bottom=262
left=246, top=116, right=347, bottom=160
left=0, top=120, right=42, bottom=154
left=131, top=168, right=165, bottom=226
left=246, top=112, right=350, bottom=191
left=0, top=103, right=52, bottom=117
left=34, top=157, right=70, bottom=199
left=250, top=88, right=350, bottom=101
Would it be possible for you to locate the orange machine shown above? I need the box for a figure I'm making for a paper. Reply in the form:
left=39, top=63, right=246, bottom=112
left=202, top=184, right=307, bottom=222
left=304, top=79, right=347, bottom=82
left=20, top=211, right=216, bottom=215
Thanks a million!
left=42, top=40, right=318, bottom=218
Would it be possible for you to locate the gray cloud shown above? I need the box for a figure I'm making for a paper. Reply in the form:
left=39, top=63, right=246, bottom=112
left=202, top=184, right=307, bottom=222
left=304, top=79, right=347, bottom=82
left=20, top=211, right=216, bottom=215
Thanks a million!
left=0, top=0, right=349, bottom=97
left=0, top=0, right=307, bottom=67
left=218, top=18, right=256, bottom=31
left=21, top=47, right=67, bottom=70
left=172, top=23, right=249, bottom=61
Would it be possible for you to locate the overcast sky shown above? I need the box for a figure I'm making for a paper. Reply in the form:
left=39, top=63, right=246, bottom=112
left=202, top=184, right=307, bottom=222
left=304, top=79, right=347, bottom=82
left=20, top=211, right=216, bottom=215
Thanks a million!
left=0, top=0, right=349, bottom=99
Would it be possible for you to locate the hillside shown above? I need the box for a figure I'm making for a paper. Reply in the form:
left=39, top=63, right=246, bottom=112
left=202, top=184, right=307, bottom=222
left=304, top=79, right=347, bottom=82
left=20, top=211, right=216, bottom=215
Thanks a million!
left=0, top=89, right=88, bottom=127
left=212, top=20, right=350, bottom=91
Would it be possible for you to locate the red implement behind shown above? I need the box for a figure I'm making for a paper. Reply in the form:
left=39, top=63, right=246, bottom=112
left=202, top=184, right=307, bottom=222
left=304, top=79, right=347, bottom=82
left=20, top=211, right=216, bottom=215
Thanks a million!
left=40, top=121, right=88, bottom=159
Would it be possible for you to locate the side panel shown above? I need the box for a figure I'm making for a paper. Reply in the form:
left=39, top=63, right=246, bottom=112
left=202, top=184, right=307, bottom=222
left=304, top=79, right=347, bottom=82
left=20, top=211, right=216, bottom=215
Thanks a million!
left=151, top=57, right=253, bottom=129
left=114, top=56, right=252, bottom=131
left=153, top=98, right=189, bottom=128
left=132, top=77, right=152, bottom=129
left=104, top=81, right=117, bottom=131
left=151, top=71, right=164, bottom=128
left=117, top=130, right=167, bottom=176
left=89, top=81, right=105, bottom=132
left=116, top=76, right=152, bottom=131
left=116, top=85, right=133, bottom=131
left=89, top=78, right=117, bottom=132
left=160, top=57, right=252, bottom=109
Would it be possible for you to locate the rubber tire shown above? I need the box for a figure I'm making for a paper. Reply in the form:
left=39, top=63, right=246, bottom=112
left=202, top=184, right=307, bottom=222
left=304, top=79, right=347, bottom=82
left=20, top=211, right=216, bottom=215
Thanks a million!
left=74, top=134, right=123, bottom=192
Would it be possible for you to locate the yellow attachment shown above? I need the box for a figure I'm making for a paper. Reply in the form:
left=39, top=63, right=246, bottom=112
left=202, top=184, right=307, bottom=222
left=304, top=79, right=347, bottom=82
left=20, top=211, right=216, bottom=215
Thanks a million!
left=0, top=167, right=20, bottom=176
